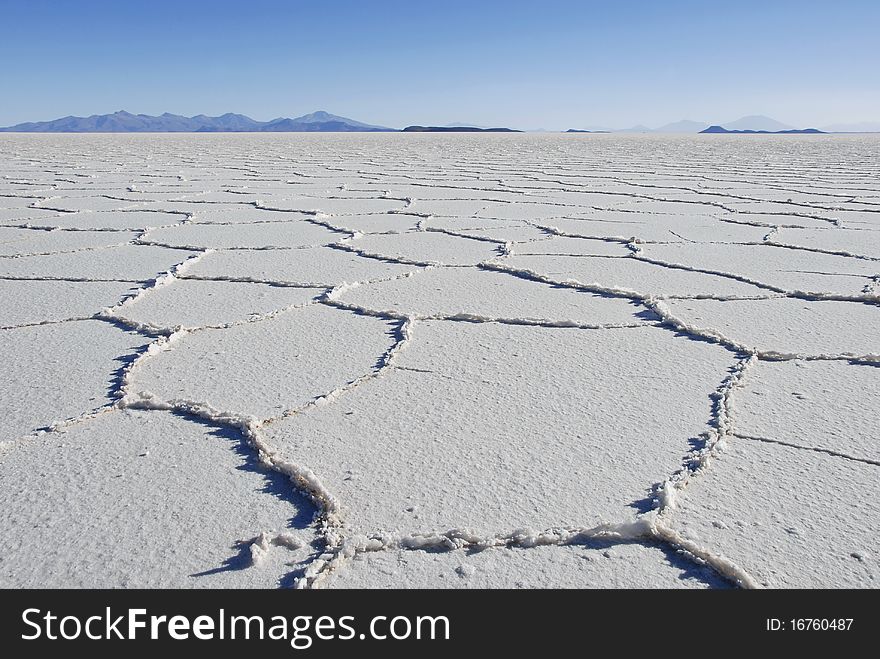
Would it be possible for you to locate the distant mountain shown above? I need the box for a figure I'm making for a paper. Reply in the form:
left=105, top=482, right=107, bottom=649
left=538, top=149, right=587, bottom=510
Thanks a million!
left=602, top=116, right=794, bottom=133
left=259, top=111, right=392, bottom=132
left=290, top=110, right=382, bottom=129
left=183, top=113, right=261, bottom=131
left=444, top=122, right=492, bottom=129
left=653, top=119, right=708, bottom=133
left=720, top=115, right=794, bottom=132
left=820, top=121, right=880, bottom=133
left=402, top=126, right=521, bottom=132
left=616, top=125, right=653, bottom=133
left=0, top=110, right=395, bottom=132
left=701, top=125, right=825, bottom=134
left=262, top=110, right=391, bottom=131
left=572, top=125, right=614, bottom=132
left=0, top=111, right=202, bottom=133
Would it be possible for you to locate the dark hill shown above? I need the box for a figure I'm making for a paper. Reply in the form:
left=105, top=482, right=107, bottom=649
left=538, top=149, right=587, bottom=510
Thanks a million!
left=700, top=125, right=824, bottom=134
left=402, top=126, right=521, bottom=133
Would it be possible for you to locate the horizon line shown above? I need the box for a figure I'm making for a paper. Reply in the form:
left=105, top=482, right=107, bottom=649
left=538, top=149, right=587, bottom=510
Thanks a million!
left=3, top=109, right=880, bottom=134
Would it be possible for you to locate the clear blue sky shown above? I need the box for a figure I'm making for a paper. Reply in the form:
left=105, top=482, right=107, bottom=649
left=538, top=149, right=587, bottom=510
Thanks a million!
left=1, top=0, right=878, bottom=129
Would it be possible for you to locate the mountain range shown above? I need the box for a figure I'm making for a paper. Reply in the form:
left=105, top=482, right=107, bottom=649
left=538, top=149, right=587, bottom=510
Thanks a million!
left=1, top=111, right=877, bottom=134
left=571, top=115, right=878, bottom=134
left=0, top=110, right=394, bottom=133
left=700, top=125, right=824, bottom=134
left=589, top=115, right=802, bottom=133
left=402, top=126, right=521, bottom=133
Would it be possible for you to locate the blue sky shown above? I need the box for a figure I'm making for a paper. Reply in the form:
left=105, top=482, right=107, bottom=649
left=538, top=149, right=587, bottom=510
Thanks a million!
left=1, top=0, right=878, bottom=129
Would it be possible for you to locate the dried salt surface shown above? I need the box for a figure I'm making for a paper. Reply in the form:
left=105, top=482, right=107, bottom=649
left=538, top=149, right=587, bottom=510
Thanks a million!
left=188, top=207, right=314, bottom=224
left=129, top=201, right=240, bottom=215
left=511, top=235, right=632, bottom=256
left=417, top=215, right=533, bottom=234
left=733, top=360, right=880, bottom=464
left=0, top=320, right=149, bottom=441
left=0, top=195, right=39, bottom=208
left=614, top=199, right=720, bottom=215
left=773, top=226, right=880, bottom=259
left=728, top=213, right=836, bottom=230
left=116, top=278, right=324, bottom=330
left=142, top=220, right=343, bottom=250
left=453, top=225, right=552, bottom=243
left=337, top=266, right=649, bottom=325
left=405, top=199, right=490, bottom=217
left=0, top=279, right=135, bottom=327
left=130, top=305, right=399, bottom=419
left=0, top=244, right=193, bottom=281
left=166, top=191, right=262, bottom=204
left=0, top=409, right=316, bottom=588
left=326, top=542, right=728, bottom=589
left=728, top=200, right=826, bottom=215
left=264, top=197, right=407, bottom=215
left=349, top=231, right=503, bottom=265
left=665, top=438, right=879, bottom=588
left=187, top=246, right=417, bottom=286
left=833, top=209, right=880, bottom=229
left=0, top=226, right=138, bottom=255
left=2, top=133, right=879, bottom=589
left=642, top=243, right=877, bottom=295
left=540, top=191, right=652, bottom=208
left=476, top=201, right=595, bottom=221
left=381, top=185, right=523, bottom=203
left=263, top=321, right=734, bottom=536
left=544, top=215, right=769, bottom=243
left=0, top=206, right=67, bottom=223
left=660, top=297, right=880, bottom=358
left=502, top=254, right=768, bottom=297
left=36, top=196, right=140, bottom=212
left=304, top=213, right=421, bottom=234
left=22, top=210, right=184, bottom=230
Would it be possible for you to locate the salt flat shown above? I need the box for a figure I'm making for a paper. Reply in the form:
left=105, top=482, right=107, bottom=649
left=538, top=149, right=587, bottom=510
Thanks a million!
left=0, top=133, right=877, bottom=589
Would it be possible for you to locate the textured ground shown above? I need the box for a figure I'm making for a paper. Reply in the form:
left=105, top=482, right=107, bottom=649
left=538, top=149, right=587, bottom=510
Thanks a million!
left=0, top=133, right=877, bottom=589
